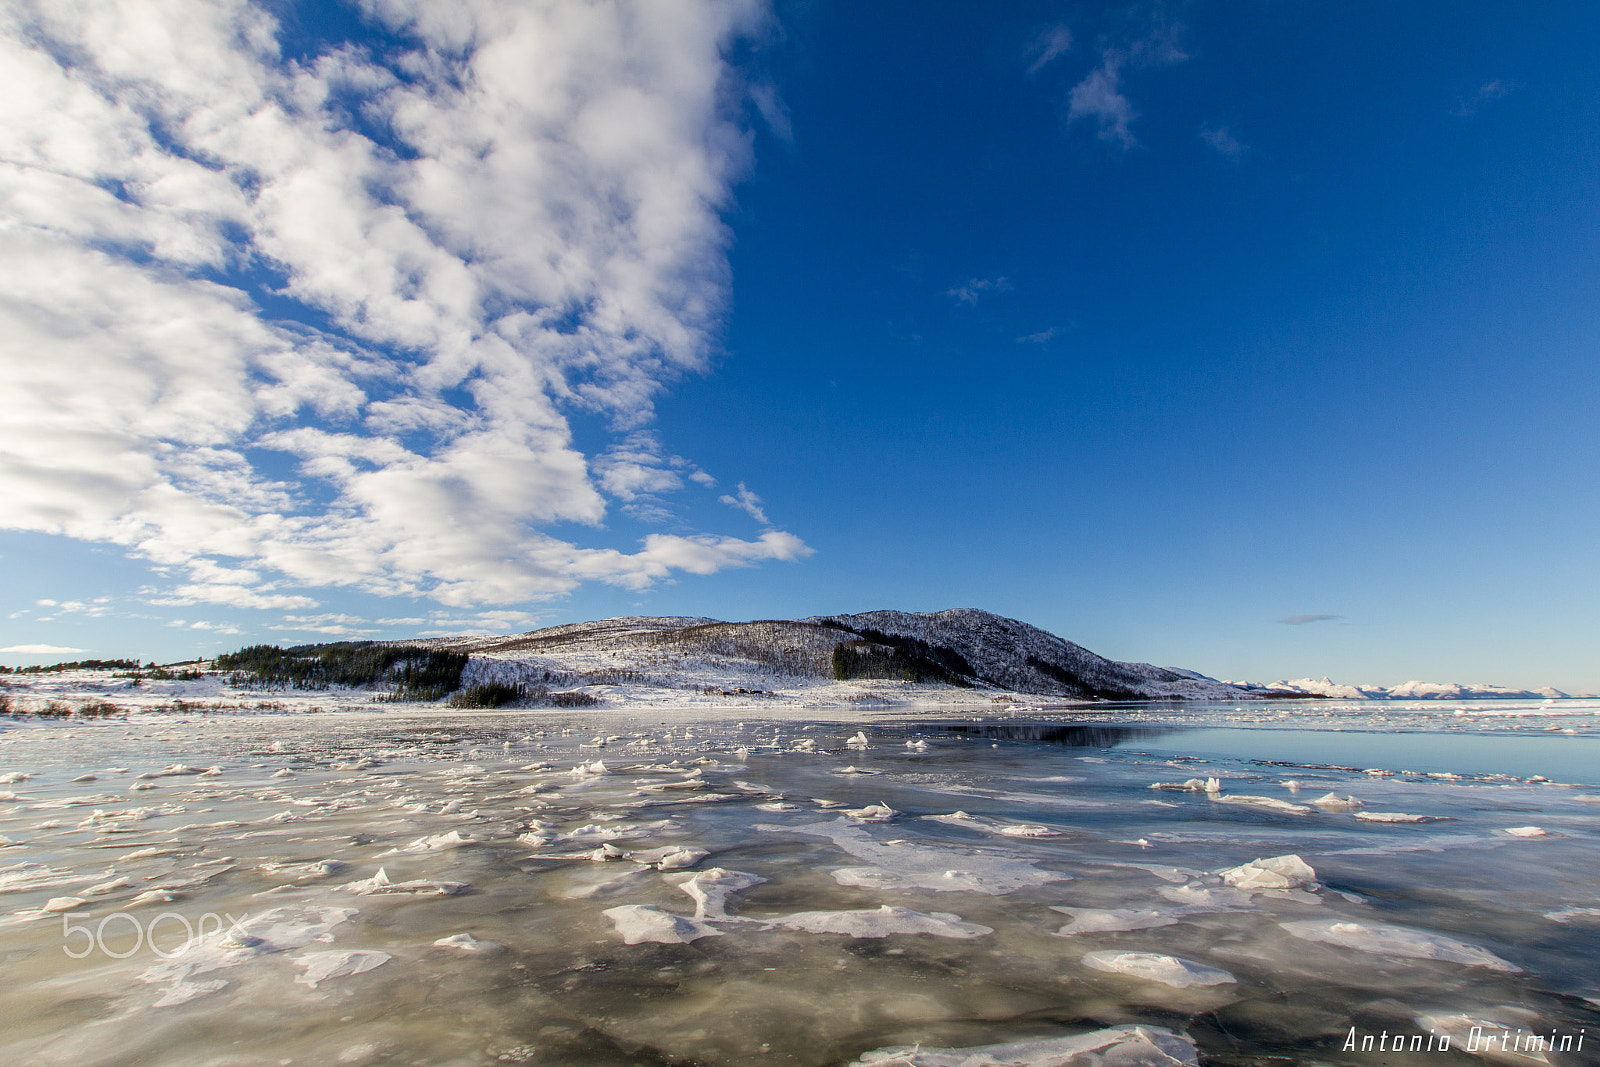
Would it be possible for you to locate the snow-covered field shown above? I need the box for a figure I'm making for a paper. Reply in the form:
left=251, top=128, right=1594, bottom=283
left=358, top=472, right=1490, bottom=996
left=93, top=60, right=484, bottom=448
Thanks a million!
left=1, top=688, right=1597, bottom=1065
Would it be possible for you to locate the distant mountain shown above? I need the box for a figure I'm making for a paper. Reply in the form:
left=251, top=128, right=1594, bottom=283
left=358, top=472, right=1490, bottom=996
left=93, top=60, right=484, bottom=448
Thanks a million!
left=1237, top=676, right=1575, bottom=700
left=430, top=608, right=1252, bottom=701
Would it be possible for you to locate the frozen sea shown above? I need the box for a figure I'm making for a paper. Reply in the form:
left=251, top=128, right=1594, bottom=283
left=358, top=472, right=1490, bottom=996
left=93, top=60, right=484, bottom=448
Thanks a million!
left=1, top=700, right=1597, bottom=1065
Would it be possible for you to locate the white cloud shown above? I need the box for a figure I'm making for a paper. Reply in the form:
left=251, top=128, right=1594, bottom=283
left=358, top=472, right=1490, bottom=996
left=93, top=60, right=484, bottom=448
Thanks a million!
left=946, top=277, right=1011, bottom=306
left=1454, top=78, right=1514, bottom=117
left=718, top=482, right=770, bottom=525
left=0, top=0, right=806, bottom=610
left=1066, top=22, right=1188, bottom=149
left=150, top=585, right=320, bottom=611
left=2, top=644, right=88, bottom=655
left=1025, top=25, right=1073, bottom=76
left=1199, top=122, right=1244, bottom=160
left=1016, top=328, right=1056, bottom=345
left=269, top=613, right=378, bottom=636
left=1068, top=53, right=1137, bottom=147
left=594, top=431, right=685, bottom=503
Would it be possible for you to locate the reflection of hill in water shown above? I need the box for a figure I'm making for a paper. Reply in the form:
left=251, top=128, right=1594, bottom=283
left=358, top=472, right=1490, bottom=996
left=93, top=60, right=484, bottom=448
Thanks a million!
left=932, top=722, right=1178, bottom=748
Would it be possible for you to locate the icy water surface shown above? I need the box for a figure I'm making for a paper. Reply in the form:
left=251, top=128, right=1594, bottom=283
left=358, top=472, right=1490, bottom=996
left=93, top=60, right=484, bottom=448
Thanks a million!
left=1, top=707, right=1598, bottom=1066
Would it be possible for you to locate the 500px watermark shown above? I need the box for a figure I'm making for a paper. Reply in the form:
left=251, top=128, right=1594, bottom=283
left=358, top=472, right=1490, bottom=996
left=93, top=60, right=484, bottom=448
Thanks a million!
left=61, top=911, right=250, bottom=959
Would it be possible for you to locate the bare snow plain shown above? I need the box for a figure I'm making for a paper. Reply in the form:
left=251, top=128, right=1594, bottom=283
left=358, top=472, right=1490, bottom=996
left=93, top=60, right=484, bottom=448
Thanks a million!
left=0, top=678, right=1598, bottom=1064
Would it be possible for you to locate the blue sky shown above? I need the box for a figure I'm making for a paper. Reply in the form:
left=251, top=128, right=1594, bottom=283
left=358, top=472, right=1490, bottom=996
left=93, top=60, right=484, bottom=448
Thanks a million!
left=2, top=1, right=1596, bottom=691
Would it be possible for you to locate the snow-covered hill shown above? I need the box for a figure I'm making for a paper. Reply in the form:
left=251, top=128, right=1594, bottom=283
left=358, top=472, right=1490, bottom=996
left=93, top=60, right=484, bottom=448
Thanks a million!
left=424, top=609, right=1252, bottom=702
left=1238, top=676, right=1575, bottom=700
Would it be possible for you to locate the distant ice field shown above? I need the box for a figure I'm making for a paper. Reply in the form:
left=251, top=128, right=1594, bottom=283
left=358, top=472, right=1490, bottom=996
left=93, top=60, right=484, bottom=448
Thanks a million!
left=0, top=705, right=1596, bottom=1065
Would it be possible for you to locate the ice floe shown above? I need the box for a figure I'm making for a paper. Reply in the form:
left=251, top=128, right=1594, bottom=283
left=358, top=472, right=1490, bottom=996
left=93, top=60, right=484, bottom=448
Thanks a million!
left=848, top=1025, right=1199, bottom=1066
left=665, top=867, right=765, bottom=920
left=767, top=818, right=1063, bottom=895
left=1280, top=919, right=1519, bottom=971
left=1209, top=793, right=1312, bottom=815
left=292, top=949, right=390, bottom=988
left=137, top=903, right=356, bottom=1005
left=1219, top=854, right=1317, bottom=891
left=1353, top=812, right=1447, bottom=823
left=1081, top=951, right=1237, bottom=988
left=767, top=905, right=991, bottom=939
left=432, top=932, right=501, bottom=952
left=1051, top=907, right=1182, bottom=934
left=1149, top=778, right=1221, bottom=794
left=602, top=904, right=723, bottom=944
left=339, top=867, right=468, bottom=896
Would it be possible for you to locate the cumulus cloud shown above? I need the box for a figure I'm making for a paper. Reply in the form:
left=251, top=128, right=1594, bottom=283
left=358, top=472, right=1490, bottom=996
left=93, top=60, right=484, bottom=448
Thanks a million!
left=1279, top=614, right=1343, bottom=626
left=0, top=0, right=806, bottom=609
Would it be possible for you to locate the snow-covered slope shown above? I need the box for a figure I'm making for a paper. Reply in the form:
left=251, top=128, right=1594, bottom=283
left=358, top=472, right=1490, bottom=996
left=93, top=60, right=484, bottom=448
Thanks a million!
left=805, top=609, right=1247, bottom=700
left=1246, top=676, right=1572, bottom=700
left=423, top=609, right=1252, bottom=702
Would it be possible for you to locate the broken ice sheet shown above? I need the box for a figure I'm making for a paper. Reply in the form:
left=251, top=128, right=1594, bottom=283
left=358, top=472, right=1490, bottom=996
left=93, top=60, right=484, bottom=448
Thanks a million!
left=1050, top=907, right=1182, bottom=934
left=602, top=904, right=722, bottom=944
left=1280, top=919, right=1520, bottom=971
left=765, top=818, right=1063, bottom=894
left=849, top=1025, right=1199, bottom=1067
left=292, top=949, right=390, bottom=988
left=767, top=906, right=992, bottom=939
left=1080, top=951, right=1237, bottom=988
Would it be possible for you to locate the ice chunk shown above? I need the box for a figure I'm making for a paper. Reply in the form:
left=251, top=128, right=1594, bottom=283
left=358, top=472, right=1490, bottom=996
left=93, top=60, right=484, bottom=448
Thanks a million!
left=1149, top=778, right=1221, bottom=794
left=1210, top=794, right=1312, bottom=815
left=292, top=949, right=390, bottom=988
left=1414, top=1009, right=1551, bottom=1064
left=1219, top=855, right=1317, bottom=891
left=998, top=824, right=1060, bottom=837
left=772, top=819, right=1062, bottom=895
left=1545, top=906, right=1600, bottom=923
left=1503, top=826, right=1547, bottom=837
left=1309, top=792, right=1362, bottom=812
left=665, top=867, right=765, bottom=920
left=432, top=932, right=501, bottom=952
left=1081, top=951, right=1236, bottom=988
left=628, top=846, right=710, bottom=871
left=842, top=803, right=898, bottom=822
left=1051, top=907, right=1182, bottom=934
left=380, top=830, right=473, bottom=855
left=768, top=905, right=992, bottom=939
left=601, top=904, right=722, bottom=945
left=846, top=732, right=870, bottom=749
left=1158, top=884, right=1256, bottom=910
left=849, top=1024, right=1199, bottom=1066
left=138, top=903, right=357, bottom=1004
left=43, top=896, right=85, bottom=912
left=1280, top=919, right=1519, bottom=971
left=1353, top=812, right=1445, bottom=823
left=339, top=867, right=467, bottom=896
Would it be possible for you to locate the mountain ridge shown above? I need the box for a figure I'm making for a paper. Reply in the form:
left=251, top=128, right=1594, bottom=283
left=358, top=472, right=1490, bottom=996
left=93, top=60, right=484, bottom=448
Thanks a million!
left=423, top=608, right=1252, bottom=701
